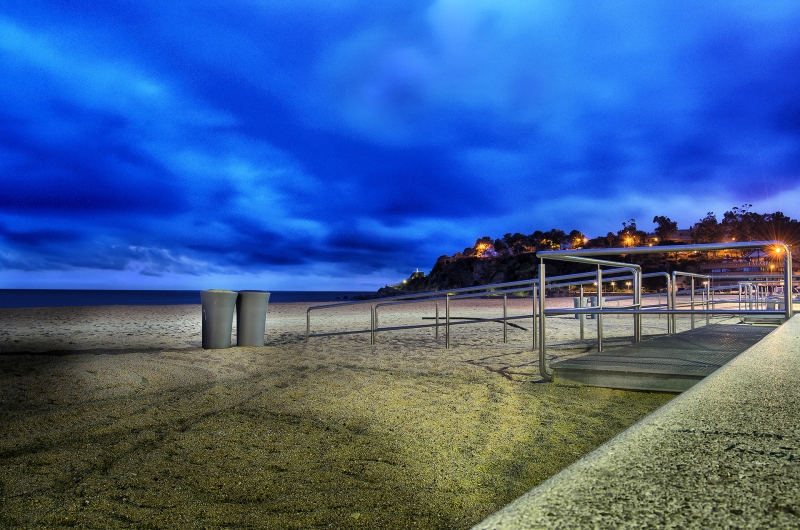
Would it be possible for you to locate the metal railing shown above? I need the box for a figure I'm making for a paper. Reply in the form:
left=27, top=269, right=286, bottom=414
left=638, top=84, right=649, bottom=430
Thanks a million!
left=305, top=241, right=794, bottom=381
left=306, top=268, right=639, bottom=346
left=535, top=241, right=794, bottom=379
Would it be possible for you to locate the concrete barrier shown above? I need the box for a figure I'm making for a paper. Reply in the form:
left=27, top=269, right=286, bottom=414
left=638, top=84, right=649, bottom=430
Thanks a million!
left=473, top=315, right=800, bottom=529
left=236, top=290, right=270, bottom=347
left=572, top=297, right=587, bottom=320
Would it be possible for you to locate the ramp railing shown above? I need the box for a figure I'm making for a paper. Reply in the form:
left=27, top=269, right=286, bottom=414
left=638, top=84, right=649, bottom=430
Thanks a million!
left=306, top=268, right=638, bottom=347
left=535, top=241, right=794, bottom=379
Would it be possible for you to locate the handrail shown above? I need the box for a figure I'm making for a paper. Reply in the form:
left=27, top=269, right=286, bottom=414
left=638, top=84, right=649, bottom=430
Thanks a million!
left=306, top=268, right=638, bottom=342
left=541, top=240, right=792, bottom=319
left=671, top=271, right=712, bottom=330
left=305, top=241, right=793, bottom=376
left=535, top=240, right=794, bottom=380
left=536, top=254, right=642, bottom=378
left=375, top=270, right=644, bottom=348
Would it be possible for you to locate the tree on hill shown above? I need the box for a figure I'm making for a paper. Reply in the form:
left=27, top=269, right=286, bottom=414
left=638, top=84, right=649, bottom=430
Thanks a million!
left=652, top=215, right=678, bottom=241
left=720, top=206, right=800, bottom=252
left=568, top=229, right=587, bottom=248
left=692, top=212, right=726, bottom=243
left=721, top=204, right=754, bottom=242
left=540, top=228, right=568, bottom=250
left=617, top=219, right=647, bottom=246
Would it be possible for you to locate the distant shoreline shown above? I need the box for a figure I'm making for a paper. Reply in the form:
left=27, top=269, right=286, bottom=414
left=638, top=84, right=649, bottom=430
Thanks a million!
left=0, top=289, right=373, bottom=308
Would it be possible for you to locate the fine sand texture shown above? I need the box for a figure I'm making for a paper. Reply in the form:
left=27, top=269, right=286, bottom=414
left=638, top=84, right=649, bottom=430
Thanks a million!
left=0, top=298, right=679, bottom=529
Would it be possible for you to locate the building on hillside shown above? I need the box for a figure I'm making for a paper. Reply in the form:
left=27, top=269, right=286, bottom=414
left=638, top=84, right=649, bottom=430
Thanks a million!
left=699, top=249, right=789, bottom=284
left=645, top=228, right=693, bottom=245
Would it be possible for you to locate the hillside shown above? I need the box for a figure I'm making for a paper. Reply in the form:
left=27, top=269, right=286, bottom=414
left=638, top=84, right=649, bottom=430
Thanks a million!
left=372, top=208, right=799, bottom=298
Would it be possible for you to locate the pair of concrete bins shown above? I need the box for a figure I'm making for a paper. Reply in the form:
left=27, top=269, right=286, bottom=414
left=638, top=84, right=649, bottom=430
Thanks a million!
left=201, top=290, right=270, bottom=349
left=573, top=296, right=605, bottom=319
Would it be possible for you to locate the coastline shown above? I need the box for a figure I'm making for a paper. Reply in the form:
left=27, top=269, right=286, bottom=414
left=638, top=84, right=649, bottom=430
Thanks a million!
left=0, top=290, right=373, bottom=309
left=0, top=301, right=675, bottom=529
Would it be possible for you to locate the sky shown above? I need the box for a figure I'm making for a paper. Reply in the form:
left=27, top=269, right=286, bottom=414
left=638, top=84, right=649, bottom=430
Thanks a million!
left=1, top=1, right=800, bottom=291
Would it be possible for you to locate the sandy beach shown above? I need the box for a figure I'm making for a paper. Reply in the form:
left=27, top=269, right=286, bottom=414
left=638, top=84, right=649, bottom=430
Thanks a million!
left=0, top=298, right=683, bottom=529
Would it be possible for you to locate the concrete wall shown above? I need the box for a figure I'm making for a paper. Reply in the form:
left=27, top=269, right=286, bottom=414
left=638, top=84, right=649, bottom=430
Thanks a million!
left=473, top=316, right=800, bottom=528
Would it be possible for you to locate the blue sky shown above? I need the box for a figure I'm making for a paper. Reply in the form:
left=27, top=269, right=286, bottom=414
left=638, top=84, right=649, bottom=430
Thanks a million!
left=2, top=1, right=799, bottom=290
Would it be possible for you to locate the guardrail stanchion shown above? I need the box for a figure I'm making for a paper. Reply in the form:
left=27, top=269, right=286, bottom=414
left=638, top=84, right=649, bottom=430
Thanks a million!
left=633, top=270, right=641, bottom=343
left=532, top=283, right=538, bottom=350
left=445, top=294, right=450, bottom=349
left=579, top=283, right=585, bottom=341
left=671, top=271, right=677, bottom=334
left=503, top=293, right=508, bottom=344
left=538, top=262, right=550, bottom=379
left=785, top=247, right=793, bottom=320
left=435, top=301, right=439, bottom=340
left=370, top=305, right=375, bottom=345
left=666, top=275, right=672, bottom=334
left=597, top=265, right=604, bottom=352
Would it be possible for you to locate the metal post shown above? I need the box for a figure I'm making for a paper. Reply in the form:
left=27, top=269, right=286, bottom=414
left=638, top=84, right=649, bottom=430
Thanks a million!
left=538, top=262, right=550, bottom=379
left=705, top=280, right=710, bottom=325
left=503, top=293, right=508, bottom=343
left=306, top=309, right=311, bottom=341
left=658, top=293, right=661, bottom=319
left=435, top=301, right=439, bottom=340
left=579, top=283, right=585, bottom=340
left=597, top=266, right=603, bottom=352
left=665, top=274, right=672, bottom=334
left=690, top=277, right=696, bottom=329
left=445, top=294, right=450, bottom=349
left=738, top=283, right=742, bottom=311
left=370, top=305, right=375, bottom=344
left=710, top=278, right=714, bottom=309
left=532, top=284, right=538, bottom=350
left=671, top=271, right=677, bottom=334
left=633, top=270, right=641, bottom=343
left=785, top=248, right=794, bottom=320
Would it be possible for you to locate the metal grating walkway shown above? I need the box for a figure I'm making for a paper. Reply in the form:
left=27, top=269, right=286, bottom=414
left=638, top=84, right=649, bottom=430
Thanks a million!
left=551, top=324, right=775, bottom=393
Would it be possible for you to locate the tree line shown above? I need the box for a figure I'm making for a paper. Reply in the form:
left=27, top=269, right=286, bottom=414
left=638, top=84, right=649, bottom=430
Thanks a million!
left=369, top=205, right=799, bottom=295
left=445, top=205, right=799, bottom=262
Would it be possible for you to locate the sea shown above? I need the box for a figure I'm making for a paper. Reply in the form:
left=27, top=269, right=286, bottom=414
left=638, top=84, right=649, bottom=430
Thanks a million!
left=0, top=290, right=374, bottom=309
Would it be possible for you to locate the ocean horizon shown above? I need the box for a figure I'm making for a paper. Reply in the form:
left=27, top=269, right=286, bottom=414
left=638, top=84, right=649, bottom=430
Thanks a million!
left=0, top=289, right=375, bottom=309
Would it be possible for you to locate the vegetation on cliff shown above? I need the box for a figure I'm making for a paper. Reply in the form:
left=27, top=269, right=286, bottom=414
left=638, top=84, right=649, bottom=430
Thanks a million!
left=377, top=206, right=799, bottom=296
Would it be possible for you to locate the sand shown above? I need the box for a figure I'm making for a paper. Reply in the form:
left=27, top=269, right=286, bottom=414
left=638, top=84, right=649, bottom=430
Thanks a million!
left=0, top=298, right=686, bottom=529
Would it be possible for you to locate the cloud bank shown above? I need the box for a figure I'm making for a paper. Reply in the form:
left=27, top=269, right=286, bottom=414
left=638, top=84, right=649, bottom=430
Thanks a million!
left=1, top=1, right=799, bottom=289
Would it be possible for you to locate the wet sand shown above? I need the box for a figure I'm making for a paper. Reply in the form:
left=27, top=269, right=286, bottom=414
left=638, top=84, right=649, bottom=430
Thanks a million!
left=0, top=299, right=677, bottom=529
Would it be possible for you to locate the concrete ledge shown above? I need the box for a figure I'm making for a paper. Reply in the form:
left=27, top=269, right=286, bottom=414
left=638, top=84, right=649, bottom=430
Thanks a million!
left=473, top=316, right=800, bottom=529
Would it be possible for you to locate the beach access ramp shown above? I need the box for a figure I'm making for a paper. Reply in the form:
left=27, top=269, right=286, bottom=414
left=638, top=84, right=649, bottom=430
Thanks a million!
left=550, top=323, right=774, bottom=392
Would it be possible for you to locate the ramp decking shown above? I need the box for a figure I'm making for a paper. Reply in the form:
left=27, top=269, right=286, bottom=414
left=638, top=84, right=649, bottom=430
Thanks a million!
left=552, top=324, right=774, bottom=392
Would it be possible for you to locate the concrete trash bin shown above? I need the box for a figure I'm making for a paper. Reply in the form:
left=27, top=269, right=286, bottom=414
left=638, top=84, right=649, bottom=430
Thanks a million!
left=236, top=290, right=270, bottom=347
left=201, top=290, right=238, bottom=349
left=573, top=297, right=587, bottom=319
left=587, top=296, right=606, bottom=319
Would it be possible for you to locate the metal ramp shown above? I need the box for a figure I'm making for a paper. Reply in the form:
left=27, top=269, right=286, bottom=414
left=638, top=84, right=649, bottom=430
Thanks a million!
left=551, top=324, right=774, bottom=393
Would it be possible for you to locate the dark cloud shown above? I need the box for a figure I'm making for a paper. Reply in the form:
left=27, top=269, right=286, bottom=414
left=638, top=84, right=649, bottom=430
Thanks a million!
left=1, top=1, right=800, bottom=288
left=0, top=225, right=81, bottom=246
